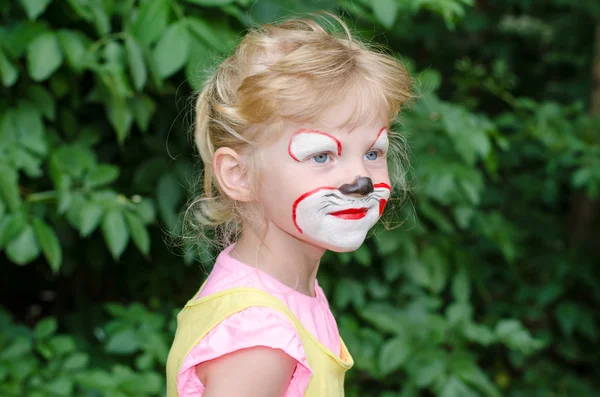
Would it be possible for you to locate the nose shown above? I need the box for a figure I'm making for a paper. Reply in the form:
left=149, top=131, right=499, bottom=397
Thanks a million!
left=339, top=176, right=374, bottom=196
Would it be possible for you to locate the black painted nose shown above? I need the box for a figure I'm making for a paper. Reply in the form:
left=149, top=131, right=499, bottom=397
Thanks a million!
left=339, top=176, right=374, bottom=196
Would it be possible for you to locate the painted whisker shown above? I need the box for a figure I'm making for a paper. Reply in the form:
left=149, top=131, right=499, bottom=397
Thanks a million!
left=324, top=193, right=344, bottom=200
left=318, top=203, right=337, bottom=212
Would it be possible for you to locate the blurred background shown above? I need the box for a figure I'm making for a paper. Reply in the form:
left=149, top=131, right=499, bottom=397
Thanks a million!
left=1, top=0, right=599, bottom=396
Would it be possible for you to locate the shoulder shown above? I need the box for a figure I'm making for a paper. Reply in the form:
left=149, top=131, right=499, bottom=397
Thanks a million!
left=197, top=346, right=296, bottom=397
left=177, top=306, right=312, bottom=397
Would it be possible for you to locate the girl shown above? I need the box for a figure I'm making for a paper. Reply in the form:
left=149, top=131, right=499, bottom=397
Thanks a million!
left=166, top=13, right=413, bottom=397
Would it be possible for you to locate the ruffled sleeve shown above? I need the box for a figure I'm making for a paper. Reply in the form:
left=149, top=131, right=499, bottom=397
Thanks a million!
left=177, top=306, right=312, bottom=397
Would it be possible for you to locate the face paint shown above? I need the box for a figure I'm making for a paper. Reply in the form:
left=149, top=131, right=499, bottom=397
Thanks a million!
left=373, top=182, right=391, bottom=216
left=292, top=182, right=391, bottom=251
left=369, top=127, right=389, bottom=153
left=288, top=129, right=342, bottom=162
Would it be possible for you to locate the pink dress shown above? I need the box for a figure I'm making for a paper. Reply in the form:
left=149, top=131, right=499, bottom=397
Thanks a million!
left=177, top=245, right=342, bottom=397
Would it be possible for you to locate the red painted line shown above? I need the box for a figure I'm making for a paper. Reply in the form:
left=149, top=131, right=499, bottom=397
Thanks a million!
left=374, top=182, right=391, bottom=190
left=288, top=129, right=343, bottom=162
left=329, top=207, right=369, bottom=220
left=368, top=126, right=388, bottom=150
left=379, top=199, right=387, bottom=216
left=292, top=186, right=337, bottom=233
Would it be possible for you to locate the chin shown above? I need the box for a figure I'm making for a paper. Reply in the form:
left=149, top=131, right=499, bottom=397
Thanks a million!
left=312, top=231, right=369, bottom=253
left=325, top=244, right=364, bottom=253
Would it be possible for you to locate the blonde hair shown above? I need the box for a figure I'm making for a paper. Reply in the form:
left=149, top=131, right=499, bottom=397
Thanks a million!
left=186, top=13, right=413, bottom=249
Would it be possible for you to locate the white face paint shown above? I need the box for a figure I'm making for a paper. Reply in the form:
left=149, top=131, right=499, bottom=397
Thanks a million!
left=288, top=129, right=342, bottom=162
left=370, top=127, right=389, bottom=154
left=292, top=183, right=391, bottom=251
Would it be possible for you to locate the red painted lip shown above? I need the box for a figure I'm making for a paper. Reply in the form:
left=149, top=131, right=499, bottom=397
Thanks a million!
left=329, top=208, right=369, bottom=220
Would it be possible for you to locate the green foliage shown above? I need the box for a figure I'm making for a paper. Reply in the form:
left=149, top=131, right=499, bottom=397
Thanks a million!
left=1, top=0, right=599, bottom=396
left=0, top=306, right=172, bottom=397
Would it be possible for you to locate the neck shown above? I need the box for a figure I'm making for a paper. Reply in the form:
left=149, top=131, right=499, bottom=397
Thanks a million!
left=231, top=221, right=326, bottom=297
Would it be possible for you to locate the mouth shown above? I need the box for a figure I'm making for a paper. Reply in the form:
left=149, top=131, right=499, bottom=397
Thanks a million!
left=328, top=207, right=369, bottom=220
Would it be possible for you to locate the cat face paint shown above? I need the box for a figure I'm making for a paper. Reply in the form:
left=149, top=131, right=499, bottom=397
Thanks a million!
left=287, top=127, right=391, bottom=251
left=292, top=181, right=391, bottom=251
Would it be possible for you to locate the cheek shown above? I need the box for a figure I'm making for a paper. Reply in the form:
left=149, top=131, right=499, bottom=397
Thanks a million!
left=255, top=164, right=312, bottom=219
left=370, top=163, right=390, bottom=184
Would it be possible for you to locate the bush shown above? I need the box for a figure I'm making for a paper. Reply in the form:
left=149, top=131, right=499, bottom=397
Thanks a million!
left=1, top=0, right=599, bottom=396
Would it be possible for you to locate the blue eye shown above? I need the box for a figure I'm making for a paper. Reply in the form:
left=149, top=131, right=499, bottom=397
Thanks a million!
left=311, top=153, right=331, bottom=164
left=365, top=151, right=379, bottom=161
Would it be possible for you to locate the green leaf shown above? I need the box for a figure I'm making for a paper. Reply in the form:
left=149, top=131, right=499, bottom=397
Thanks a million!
left=124, top=211, right=150, bottom=255
left=0, top=49, right=19, bottom=87
left=373, top=0, right=398, bottom=29
left=0, top=164, right=22, bottom=211
left=495, top=319, right=543, bottom=355
left=43, top=377, right=73, bottom=397
left=152, top=22, right=190, bottom=78
left=125, top=36, right=147, bottom=91
left=359, top=303, right=405, bottom=334
left=63, top=353, right=89, bottom=370
left=50, top=145, right=97, bottom=181
left=76, top=370, right=117, bottom=391
left=353, top=245, right=371, bottom=266
left=131, top=0, right=169, bottom=46
left=374, top=230, right=401, bottom=255
left=184, top=0, right=236, bottom=5
left=185, top=36, right=211, bottom=90
left=157, top=173, right=183, bottom=229
left=446, top=302, right=472, bottom=327
left=48, top=335, right=76, bottom=355
left=34, top=317, right=58, bottom=340
left=132, top=95, right=156, bottom=132
left=15, top=101, right=47, bottom=156
left=135, top=198, right=156, bottom=224
left=185, top=17, right=226, bottom=49
left=56, top=176, right=73, bottom=215
left=120, top=372, right=162, bottom=394
left=27, top=32, right=63, bottom=81
left=105, top=328, right=140, bottom=354
left=9, top=146, right=42, bottom=177
left=136, top=352, right=154, bottom=370
left=453, top=205, right=475, bottom=229
left=106, top=96, right=133, bottom=143
left=334, top=278, right=366, bottom=310
left=555, top=302, right=580, bottom=337
left=26, top=85, right=56, bottom=120
left=3, top=21, right=48, bottom=58
left=418, top=200, right=455, bottom=233
left=57, top=30, right=90, bottom=72
left=0, top=212, right=26, bottom=249
left=90, top=2, right=110, bottom=35
left=408, top=351, right=447, bottom=387
left=0, top=336, right=32, bottom=359
left=84, top=165, right=120, bottom=188
left=411, top=246, right=448, bottom=293
left=32, top=217, right=62, bottom=273
left=440, top=376, right=479, bottom=397
left=6, top=224, right=41, bottom=265
left=451, top=266, right=470, bottom=302
left=383, top=257, right=403, bottom=282
left=452, top=355, right=502, bottom=397
left=101, top=210, right=130, bottom=260
left=19, top=0, right=53, bottom=20
left=379, top=336, right=411, bottom=375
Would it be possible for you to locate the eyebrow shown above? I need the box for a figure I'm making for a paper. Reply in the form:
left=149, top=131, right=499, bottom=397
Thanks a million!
left=288, top=129, right=343, bottom=162
left=368, top=126, right=388, bottom=150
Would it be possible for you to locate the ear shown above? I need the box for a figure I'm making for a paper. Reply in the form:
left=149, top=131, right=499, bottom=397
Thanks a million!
left=213, top=147, right=252, bottom=202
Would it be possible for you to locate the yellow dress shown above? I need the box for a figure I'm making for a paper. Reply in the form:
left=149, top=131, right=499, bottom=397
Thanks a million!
left=166, top=287, right=354, bottom=396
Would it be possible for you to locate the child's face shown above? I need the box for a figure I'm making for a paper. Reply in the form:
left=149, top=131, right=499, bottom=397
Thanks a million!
left=254, top=101, right=391, bottom=252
